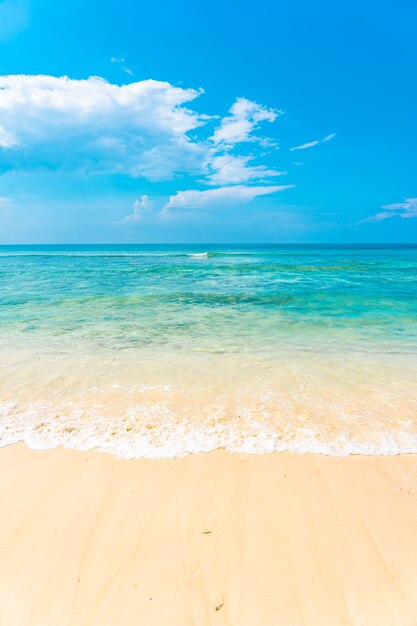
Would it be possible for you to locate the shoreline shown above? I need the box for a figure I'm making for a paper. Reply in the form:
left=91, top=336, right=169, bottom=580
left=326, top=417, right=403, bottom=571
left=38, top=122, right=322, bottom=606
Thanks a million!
left=1, top=444, right=417, bottom=625
left=3, top=440, right=417, bottom=459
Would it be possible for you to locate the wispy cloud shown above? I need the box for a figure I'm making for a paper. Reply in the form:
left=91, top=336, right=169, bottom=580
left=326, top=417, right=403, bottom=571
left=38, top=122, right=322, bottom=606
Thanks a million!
left=110, top=57, right=133, bottom=76
left=162, top=184, right=294, bottom=213
left=290, top=132, right=336, bottom=152
left=363, top=197, right=417, bottom=222
left=206, top=154, right=284, bottom=186
left=0, top=0, right=29, bottom=42
left=122, top=195, right=154, bottom=222
left=0, top=196, right=11, bottom=205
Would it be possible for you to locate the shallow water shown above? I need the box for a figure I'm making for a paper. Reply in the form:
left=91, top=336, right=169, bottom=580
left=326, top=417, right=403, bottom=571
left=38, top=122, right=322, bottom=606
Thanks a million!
left=0, top=244, right=416, bottom=457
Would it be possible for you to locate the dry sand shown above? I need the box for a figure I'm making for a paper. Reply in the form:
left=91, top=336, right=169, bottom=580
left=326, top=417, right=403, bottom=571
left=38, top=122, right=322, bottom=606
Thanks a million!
left=0, top=444, right=417, bottom=625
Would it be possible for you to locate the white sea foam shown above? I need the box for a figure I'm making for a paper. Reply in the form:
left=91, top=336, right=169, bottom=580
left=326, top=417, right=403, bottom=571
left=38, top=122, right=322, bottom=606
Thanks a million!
left=187, top=252, right=208, bottom=258
left=1, top=398, right=417, bottom=459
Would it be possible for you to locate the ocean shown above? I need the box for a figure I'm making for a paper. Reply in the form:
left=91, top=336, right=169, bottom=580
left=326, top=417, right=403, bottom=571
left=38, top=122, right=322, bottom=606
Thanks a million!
left=0, top=243, right=416, bottom=457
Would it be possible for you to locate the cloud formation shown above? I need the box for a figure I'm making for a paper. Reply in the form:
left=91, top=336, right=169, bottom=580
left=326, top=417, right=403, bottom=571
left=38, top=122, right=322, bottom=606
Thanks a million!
left=0, top=75, right=299, bottom=218
left=0, top=75, right=205, bottom=179
left=290, top=132, right=336, bottom=152
left=210, top=97, right=281, bottom=147
left=206, top=154, right=284, bottom=186
left=122, top=195, right=154, bottom=222
left=364, top=197, right=417, bottom=222
left=163, top=184, right=294, bottom=212
left=0, top=75, right=284, bottom=188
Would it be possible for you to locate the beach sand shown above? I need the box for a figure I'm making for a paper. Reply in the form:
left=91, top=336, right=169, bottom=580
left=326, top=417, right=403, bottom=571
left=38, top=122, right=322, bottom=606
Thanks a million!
left=1, top=445, right=417, bottom=625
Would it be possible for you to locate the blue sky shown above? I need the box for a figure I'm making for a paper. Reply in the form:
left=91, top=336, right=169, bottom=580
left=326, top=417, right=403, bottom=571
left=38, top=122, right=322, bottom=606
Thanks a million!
left=0, top=0, right=416, bottom=243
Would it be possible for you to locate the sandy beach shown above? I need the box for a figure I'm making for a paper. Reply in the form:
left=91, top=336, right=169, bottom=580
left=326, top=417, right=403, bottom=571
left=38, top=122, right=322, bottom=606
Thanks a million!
left=1, top=445, right=416, bottom=625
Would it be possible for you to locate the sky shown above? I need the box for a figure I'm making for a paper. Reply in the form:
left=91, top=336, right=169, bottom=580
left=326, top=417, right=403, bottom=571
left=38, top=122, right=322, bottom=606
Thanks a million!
left=0, top=0, right=416, bottom=244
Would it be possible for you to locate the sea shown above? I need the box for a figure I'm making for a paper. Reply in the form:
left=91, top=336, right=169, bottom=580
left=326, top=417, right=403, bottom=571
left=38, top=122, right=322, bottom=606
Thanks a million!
left=0, top=243, right=416, bottom=458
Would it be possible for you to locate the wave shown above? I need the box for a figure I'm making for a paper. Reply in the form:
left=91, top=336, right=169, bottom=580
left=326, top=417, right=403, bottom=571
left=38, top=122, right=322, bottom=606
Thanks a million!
left=1, top=398, right=417, bottom=459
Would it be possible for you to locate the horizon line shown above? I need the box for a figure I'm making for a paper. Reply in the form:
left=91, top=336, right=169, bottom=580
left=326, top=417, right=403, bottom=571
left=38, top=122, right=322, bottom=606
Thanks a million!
left=1, top=242, right=417, bottom=247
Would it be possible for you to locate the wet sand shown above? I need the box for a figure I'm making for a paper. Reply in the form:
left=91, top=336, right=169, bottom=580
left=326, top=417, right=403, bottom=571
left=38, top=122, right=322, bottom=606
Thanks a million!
left=1, top=444, right=417, bottom=625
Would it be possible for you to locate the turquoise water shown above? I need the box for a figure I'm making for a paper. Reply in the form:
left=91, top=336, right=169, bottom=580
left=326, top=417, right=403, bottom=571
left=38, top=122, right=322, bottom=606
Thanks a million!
left=0, top=244, right=416, bottom=457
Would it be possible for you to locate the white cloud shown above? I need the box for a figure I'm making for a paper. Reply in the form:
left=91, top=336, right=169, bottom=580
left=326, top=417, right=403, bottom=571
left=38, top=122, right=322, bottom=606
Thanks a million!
left=0, top=75, right=301, bottom=214
left=0, top=76, right=284, bottom=188
left=0, top=0, right=29, bottom=42
left=122, top=195, right=154, bottom=222
left=163, top=184, right=294, bottom=212
left=210, top=97, right=281, bottom=147
left=364, top=197, right=417, bottom=222
left=0, top=75, right=205, bottom=180
left=0, top=125, right=16, bottom=147
left=290, top=132, right=336, bottom=152
left=0, top=196, right=11, bottom=205
left=206, top=154, right=284, bottom=186
left=289, top=140, right=320, bottom=151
